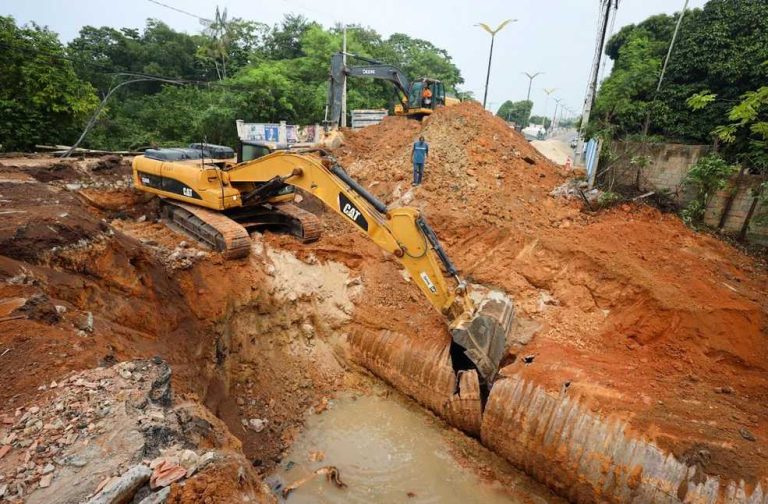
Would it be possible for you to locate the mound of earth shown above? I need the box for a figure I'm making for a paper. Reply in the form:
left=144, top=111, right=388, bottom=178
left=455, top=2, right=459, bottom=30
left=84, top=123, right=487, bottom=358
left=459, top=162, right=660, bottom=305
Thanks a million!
left=319, top=102, right=768, bottom=484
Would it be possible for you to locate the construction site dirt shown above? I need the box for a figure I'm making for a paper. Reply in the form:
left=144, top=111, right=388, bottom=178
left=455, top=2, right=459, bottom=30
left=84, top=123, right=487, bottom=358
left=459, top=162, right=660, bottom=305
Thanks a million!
left=0, top=102, right=766, bottom=503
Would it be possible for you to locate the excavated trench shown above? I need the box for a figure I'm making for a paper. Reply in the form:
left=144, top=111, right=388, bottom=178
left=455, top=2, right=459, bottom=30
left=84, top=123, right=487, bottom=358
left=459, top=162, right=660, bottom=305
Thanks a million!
left=3, top=148, right=767, bottom=503
left=194, top=242, right=767, bottom=504
left=3, top=153, right=765, bottom=503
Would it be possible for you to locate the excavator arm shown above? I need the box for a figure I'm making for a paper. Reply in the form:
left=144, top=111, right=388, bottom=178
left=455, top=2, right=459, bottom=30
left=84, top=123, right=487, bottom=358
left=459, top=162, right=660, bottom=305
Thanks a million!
left=229, top=151, right=458, bottom=313
left=326, top=52, right=413, bottom=127
left=225, top=151, right=512, bottom=382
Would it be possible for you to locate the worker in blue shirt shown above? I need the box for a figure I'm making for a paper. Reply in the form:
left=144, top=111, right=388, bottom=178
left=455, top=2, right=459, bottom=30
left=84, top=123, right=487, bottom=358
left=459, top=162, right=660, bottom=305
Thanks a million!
left=412, top=136, right=429, bottom=186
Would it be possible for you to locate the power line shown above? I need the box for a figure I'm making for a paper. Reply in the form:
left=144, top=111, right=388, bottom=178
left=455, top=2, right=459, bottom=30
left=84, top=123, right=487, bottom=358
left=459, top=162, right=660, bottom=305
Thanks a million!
left=146, top=0, right=213, bottom=24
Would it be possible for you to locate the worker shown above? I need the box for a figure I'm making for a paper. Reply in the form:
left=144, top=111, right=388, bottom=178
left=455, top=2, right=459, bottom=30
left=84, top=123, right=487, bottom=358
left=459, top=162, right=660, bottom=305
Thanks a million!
left=412, top=135, right=429, bottom=186
left=422, top=84, right=433, bottom=107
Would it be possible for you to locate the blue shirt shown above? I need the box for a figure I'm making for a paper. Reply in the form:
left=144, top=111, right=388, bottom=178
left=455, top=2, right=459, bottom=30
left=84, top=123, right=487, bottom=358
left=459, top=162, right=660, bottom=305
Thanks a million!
left=412, top=141, right=429, bottom=163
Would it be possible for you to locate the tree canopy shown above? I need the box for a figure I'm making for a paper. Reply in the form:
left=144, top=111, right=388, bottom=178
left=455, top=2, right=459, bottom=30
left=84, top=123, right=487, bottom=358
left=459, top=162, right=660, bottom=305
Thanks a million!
left=591, top=0, right=768, bottom=172
left=496, top=100, right=533, bottom=126
left=0, top=13, right=464, bottom=151
left=0, top=17, right=98, bottom=151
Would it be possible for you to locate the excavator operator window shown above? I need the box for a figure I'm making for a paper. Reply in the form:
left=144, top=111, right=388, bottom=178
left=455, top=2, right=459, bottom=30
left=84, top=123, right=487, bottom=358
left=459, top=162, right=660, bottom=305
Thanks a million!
left=238, top=142, right=272, bottom=163
left=409, top=81, right=423, bottom=109
left=434, top=82, right=445, bottom=106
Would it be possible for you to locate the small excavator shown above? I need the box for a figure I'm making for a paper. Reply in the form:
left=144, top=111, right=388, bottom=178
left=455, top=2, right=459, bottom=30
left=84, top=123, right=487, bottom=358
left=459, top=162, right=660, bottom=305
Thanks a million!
left=132, top=142, right=512, bottom=385
left=326, top=52, right=459, bottom=127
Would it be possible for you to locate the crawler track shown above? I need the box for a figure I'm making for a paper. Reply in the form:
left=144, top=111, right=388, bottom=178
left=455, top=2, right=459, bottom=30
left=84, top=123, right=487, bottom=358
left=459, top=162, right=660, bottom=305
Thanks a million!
left=161, top=200, right=251, bottom=259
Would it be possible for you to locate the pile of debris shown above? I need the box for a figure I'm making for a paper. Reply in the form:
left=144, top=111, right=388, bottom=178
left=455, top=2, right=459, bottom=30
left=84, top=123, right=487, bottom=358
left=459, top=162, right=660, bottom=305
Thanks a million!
left=0, top=359, right=235, bottom=503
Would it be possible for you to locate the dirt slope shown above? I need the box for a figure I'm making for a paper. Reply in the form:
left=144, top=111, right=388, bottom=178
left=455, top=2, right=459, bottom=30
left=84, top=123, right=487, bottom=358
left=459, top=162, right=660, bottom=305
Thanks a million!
left=325, top=102, right=768, bottom=484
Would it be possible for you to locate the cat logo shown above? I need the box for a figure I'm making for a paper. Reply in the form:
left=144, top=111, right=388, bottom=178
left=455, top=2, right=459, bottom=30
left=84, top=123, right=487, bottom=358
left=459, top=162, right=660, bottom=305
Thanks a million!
left=342, top=203, right=361, bottom=221
left=420, top=272, right=438, bottom=294
left=338, top=193, right=368, bottom=231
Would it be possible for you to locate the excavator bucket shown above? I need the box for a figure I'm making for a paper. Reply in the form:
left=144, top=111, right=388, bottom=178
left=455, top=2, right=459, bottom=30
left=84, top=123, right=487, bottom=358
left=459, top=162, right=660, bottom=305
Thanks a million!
left=450, top=290, right=514, bottom=384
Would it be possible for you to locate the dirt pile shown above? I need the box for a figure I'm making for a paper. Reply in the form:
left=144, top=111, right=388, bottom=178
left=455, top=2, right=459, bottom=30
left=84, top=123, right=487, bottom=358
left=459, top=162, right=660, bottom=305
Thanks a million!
left=338, top=102, right=563, bottom=229
left=328, top=102, right=768, bottom=486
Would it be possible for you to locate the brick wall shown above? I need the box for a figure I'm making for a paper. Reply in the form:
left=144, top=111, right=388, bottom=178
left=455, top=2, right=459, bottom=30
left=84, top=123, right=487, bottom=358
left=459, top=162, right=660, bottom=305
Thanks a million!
left=608, top=141, right=767, bottom=243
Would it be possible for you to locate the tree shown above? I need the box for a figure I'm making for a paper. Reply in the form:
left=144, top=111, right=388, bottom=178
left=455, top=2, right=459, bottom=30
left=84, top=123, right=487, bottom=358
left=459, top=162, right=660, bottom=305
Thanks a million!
left=594, top=0, right=768, bottom=144
left=529, top=115, right=552, bottom=129
left=688, top=80, right=768, bottom=173
left=385, top=33, right=463, bottom=91
left=197, top=8, right=269, bottom=80
left=496, top=100, right=532, bottom=125
left=590, top=31, right=661, bottom=137
left=262, top=14, right=317, bottom=60
left=0, top=16, right=98, bottom=151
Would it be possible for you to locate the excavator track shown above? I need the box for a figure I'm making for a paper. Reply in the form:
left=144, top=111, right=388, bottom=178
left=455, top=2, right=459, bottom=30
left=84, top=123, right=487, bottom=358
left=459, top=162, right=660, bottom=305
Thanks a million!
left=272, top=203, right=322, bottom=243
left=161, top=200, right=251, bottom=259
left=228, top=202, right=321, bottom=243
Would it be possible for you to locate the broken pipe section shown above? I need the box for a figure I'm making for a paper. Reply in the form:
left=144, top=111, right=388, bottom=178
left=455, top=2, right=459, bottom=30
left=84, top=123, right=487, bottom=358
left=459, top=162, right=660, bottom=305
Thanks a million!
left=349, top=329, right=768, bottom=503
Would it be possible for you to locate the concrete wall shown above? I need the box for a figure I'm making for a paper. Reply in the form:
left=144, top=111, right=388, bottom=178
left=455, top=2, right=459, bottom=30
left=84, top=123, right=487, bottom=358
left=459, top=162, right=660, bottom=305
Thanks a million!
left=608, top=141, right=767, bottom=243
left=610, top=142, right=710, bottom=202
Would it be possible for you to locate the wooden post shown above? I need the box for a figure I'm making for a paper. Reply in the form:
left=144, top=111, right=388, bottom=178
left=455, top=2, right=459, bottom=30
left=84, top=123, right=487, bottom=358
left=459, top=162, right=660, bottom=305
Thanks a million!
left=738, top=182, right=764, bottom=242
left=718, top=165, right=746, bottom=230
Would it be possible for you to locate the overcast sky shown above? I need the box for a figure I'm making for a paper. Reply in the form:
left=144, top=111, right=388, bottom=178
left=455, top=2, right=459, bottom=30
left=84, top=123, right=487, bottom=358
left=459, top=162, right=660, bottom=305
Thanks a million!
left=6, top=0, right=707, bottom=120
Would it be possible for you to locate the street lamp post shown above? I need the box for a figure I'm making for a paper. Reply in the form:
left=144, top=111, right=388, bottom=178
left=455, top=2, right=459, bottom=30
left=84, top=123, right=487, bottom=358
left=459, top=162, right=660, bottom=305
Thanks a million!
left=477, top=19, right=517, bottom=110
left=522, top=72, right=543, bottom=101
left=551, top=98, right=562, bottom=136
left=543, top=87, right=557, bottom=116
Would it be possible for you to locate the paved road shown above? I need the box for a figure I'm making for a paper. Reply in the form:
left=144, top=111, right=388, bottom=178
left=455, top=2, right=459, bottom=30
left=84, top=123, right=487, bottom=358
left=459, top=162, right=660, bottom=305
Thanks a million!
left=530, top=129, right=577, bottom=165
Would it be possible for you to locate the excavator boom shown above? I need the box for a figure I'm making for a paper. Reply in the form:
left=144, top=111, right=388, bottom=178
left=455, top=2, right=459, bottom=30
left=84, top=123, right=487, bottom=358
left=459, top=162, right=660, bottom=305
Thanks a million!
left=226, top=151, right=512, bottom=382
left=132, top=149, right=512, bottom=383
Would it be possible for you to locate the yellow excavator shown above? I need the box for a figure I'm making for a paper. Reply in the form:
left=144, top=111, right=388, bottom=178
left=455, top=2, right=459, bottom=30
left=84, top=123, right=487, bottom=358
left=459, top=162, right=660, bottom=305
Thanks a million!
left=326, top=52, right=460, bottom=126
left=132, top=142, right=512, bottom=385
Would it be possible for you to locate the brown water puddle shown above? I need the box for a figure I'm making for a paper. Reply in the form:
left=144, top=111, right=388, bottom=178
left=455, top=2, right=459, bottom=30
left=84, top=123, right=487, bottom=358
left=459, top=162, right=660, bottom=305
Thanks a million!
left=269, top=387, right=560, bottom=503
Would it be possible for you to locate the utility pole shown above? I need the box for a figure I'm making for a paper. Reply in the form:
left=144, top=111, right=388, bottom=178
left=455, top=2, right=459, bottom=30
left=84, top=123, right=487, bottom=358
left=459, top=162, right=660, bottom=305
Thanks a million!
left=642, top=0, right=689, bottom=136
left=341, top=26, right=347, bottom=128
left=477, top=19, right=517, bottom=109
left=575, top=0, right=618, bottom=162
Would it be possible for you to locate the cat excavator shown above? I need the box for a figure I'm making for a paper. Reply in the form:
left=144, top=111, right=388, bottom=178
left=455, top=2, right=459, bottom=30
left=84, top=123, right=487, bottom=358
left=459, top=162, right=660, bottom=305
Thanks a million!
left=132, top=142, right=512, bottom=385
left=326, top=52, right=459, bottom=126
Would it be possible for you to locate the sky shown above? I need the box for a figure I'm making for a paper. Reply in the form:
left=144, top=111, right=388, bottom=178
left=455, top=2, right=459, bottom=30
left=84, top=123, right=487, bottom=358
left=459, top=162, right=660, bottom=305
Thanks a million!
left=5, top=0, right=708, bottom=120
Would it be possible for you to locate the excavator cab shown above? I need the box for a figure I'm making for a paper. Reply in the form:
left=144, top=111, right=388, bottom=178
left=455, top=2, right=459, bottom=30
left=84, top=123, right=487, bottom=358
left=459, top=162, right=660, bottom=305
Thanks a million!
left=407, top=79, right=446, bottom=115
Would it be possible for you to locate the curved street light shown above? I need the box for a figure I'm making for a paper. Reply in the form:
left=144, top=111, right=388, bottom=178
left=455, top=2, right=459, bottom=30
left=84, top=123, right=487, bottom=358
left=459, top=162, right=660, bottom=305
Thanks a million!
left=522, top=72, right=543, bottom=101
left=476, top=19, right=517, bottom=110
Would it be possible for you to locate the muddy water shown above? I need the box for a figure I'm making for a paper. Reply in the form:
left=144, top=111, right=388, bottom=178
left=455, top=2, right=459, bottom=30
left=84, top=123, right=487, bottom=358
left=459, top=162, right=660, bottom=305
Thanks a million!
left=270, top=388, right=560, bottom=503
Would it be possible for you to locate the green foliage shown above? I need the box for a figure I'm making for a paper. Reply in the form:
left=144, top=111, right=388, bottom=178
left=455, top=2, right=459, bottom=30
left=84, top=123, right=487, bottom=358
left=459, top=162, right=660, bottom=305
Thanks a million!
left=686, top=92, right=717, bottom=111
left=496, top=100, right=532, bottom=125
left=591, top=31, right=661, bottom=136
left=384, top=33, right=463, bottom=91
left=0, top=16, right=98, bottom=151
left=529, top=115, right=551, bottom=129
left=595, top=0, right=768, bottom=158
left=686, top=81, right=768, bottom=172
left=681, top=154, right=738, bottom=224
left=597, top=191, right=622, bottom=208
left=1, top=11, right=463, bottom=152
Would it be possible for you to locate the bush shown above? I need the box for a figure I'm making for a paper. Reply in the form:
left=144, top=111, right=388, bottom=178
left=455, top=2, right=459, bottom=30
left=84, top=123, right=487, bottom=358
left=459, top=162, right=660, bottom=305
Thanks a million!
left=681, top=154, right=737, bottom=225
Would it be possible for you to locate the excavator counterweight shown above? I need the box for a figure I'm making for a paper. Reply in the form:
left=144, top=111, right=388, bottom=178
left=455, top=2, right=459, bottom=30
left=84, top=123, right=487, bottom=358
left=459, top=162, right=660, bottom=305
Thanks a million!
left=132, top=145, right=512, bottom=384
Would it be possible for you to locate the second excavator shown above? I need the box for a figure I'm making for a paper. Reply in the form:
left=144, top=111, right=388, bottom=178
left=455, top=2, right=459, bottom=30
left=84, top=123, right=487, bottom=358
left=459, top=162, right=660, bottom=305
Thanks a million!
left=132, top=143, right=512, bottom=385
